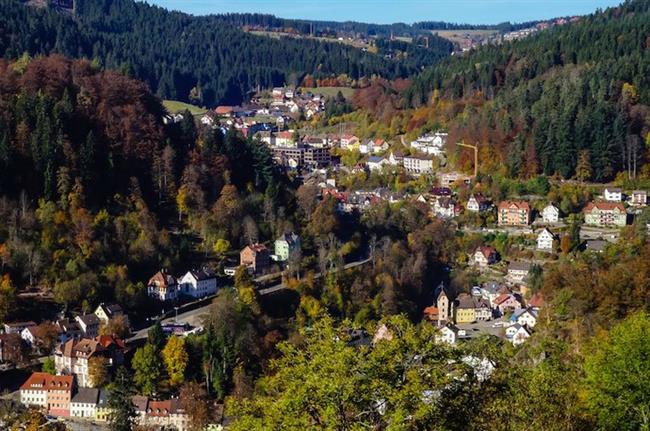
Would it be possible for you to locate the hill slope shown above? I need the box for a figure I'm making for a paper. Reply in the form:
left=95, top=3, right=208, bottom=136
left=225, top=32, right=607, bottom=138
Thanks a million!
left=0, top=0, right=452, bottom=106
left=399, top=0, right=650, bottom=181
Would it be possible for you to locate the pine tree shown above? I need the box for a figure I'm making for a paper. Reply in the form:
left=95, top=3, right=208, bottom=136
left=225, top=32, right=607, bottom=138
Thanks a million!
left=107, top=367, right=137, bottom=431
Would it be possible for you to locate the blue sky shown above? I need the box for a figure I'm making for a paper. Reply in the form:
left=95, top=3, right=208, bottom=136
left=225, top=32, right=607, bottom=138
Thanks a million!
left=146, top=0, right=623, bottom=24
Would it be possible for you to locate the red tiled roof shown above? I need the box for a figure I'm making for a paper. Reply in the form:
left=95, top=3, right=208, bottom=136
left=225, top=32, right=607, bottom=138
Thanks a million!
left=21, top=373, right=73, bottom=391
left=528, top=292, right=545, bottom=308
left=498, top=200, right=530, bottom=211
left=477, top=246, right=497, bottom=258
left=583, top=202, right=626, bottom=212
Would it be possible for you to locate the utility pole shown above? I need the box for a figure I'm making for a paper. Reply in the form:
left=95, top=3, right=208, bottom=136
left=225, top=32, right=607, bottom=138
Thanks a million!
left=455, top=141, right=479, bottom=178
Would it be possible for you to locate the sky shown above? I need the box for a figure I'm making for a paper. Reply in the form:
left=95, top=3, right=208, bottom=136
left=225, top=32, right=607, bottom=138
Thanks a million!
left=146, top=0, right=623, bottom=25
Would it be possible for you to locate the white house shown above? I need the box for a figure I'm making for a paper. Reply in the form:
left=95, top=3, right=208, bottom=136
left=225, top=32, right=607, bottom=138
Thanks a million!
left=75, top=315, right=100, bottom=339
left=70, top=388, right=99, bottom=419
left=467, top=194, right=489, bottom=212
left=367, top=156, right=389, bottom=172
left=515, top=308, right=538, bottom=328
left=274, top=232, right=301, bottom=262
left=603, top=187, right=623, bottom=202
left=507, top=261, right=532, bottom=283
left=537, top=228, right=556, bottom=252
left=178, top=268, right=217, bottom=299
left=388, top=151, right=403, bottom=166
left=436, top=324, right=466, bottom=345
left=433, top=197, right=457, bottom=219
left=542, top=204, right=560, bottom=223
left=20, top=326, right=39, bottom=347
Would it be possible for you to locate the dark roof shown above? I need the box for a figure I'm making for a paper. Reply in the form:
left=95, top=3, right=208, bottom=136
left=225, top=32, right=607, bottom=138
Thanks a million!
left=77, top=314, right=100, bottom=326
left=72, top=388, right=99, bottom=405
left=508, top=261, right=532, bottom=272
left=189, top=268, right=217, bottom=281
left=97, top=389, right=109, bottom=407
left=132, top=395, right=149, bottom=412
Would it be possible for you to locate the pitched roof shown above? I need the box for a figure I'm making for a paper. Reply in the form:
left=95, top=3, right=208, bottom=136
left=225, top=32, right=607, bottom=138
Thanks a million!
left=20, top=373, right=73, bottom=391
left=188, top=267, right=217, bottom=281
left=76, top=314, right=100, bottom=327
left=72, top=387, right=100, bottom=405
left=498, top=200, right=530, bottom=211
left=528, top=292, right=545, bottom=308
left=132, top=395, right=149, bottom=413
left=508, top=261, right=532, bottom=272
left=148, top=270, right=177, bottom=287
left=583, top=202, right=626, bottom=212
left=476, top=246, right=497, bottom=259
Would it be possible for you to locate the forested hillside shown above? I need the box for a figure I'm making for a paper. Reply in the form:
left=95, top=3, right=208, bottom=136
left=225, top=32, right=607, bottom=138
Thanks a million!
left=214, top=12, right=537, bottom=37
left=398, top=0, right=650, bottom=181
left=0, top=0, right=451, bottom=106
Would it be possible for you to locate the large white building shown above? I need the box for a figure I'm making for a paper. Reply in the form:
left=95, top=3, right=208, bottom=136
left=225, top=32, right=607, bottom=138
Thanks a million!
left=70, top=388, right=100, bottom=419
left=178, top=268, right=218, bottom=299
left=541, top=204, right=560, bottom=223
left=403, top=156, right=434, bottom=175
left=410, top=132, right=447, bottom=156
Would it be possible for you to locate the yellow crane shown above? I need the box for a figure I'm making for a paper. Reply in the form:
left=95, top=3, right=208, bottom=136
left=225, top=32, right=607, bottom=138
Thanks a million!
left=455, top=141, right=479, bottom=178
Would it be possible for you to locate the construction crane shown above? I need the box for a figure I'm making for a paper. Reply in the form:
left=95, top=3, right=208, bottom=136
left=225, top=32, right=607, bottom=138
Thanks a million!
left=455, top=141, right=479, bottom=178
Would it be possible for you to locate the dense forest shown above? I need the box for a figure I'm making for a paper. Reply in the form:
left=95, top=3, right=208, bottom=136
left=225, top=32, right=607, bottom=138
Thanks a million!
left=396, top=0, right=650, bottom=181
left=0, top=0, right=452, bottom=106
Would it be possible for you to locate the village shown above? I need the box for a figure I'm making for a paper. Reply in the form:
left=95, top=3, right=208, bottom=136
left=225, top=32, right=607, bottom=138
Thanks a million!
left=3, top=85, right=649, bottom=427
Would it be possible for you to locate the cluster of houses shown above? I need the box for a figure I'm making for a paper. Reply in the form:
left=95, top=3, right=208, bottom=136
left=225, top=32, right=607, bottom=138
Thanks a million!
left=232, top=232, right=302, bottom=276
left=424, top=283, right=543, bottom=346
left=1, top=304, right=128, bottom=368
left=147, top=267, right=218, bottom=302
left=19, top=373, right=194, bottom=429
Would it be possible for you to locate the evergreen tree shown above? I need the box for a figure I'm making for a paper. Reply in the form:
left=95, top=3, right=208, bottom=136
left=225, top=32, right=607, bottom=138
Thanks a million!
left=108, top=367, right=137, bottom=431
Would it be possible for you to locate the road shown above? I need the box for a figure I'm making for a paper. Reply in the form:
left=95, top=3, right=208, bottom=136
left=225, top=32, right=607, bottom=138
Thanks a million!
left=258, top=257, right=371, bottom=295
left=128, top=257, right=372, bottom=343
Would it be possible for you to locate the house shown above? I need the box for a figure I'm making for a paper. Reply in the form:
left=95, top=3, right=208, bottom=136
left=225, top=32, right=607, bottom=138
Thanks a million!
left=70, top=387, right=99, bottom=419
left=433, top=197, right=459, bottom=219
left=583, top=202, right=627, bottom=227
left=436, top=324, right=466, bottom=345
left=135, top=398, right=190, bottom=430
left=94, top=304, right=125, bottom=325
left=537, top=228, right=556, bottom=252
left=403, top=156, right=434, bottom=175
left=511, top=307, right=538, bottom=328
left=507, top=261, right=532, bottom=283
left=20, top=325, right=42, bottom=347
left=473, top=246, right=498, bottom=267
left=339, top=135, right=359, bottom=150
left=479, top=283, right=508, bottom=308
left=240, top=243, right=271, bottom=274
left=274, top=232, right=301, bottom=262
left=541, top=204, right=560, bottom=223
left=467, top=194, right=489, bottom=212
left=0, top=333, right=25, bottom=364
left=388, top=151, right=403, bottom=166
left=493, top=293, right=524, bottom=314
left=95, top=389, right=111, bottom=422
left=430, top=187, right=452, bottom=198
left=370, top=138, right=388, bottom=154
left=3, top=321, right=36, bottom=335
left=178, top=268, right=217, bottom=299
left=498, top=201, right=531, bottom=226
left=603, top=187, right=623, bottom=202
left=75, top=315, right=100, bottom=339
left=55, top=337, right=124, bottom=387
left=20, top=373, right=74, bottom=417
left=147, top=269, right=178, bottom=301
left=55, top=319, right=83, bottom=344
left=367, top=156, right=389, bottom=172
left=454, top=294, right=491, bottom=324
left=506, top=324, right=532, bottom=346
left=585, top=239, right=608, bottom=253
left=631, top=190, right=647, bottom=206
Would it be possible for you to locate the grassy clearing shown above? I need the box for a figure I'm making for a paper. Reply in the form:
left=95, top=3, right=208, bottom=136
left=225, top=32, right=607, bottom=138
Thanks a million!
left=305, top=86, right=355, bottom=99
left=162, top=100, right=208, bottom=116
